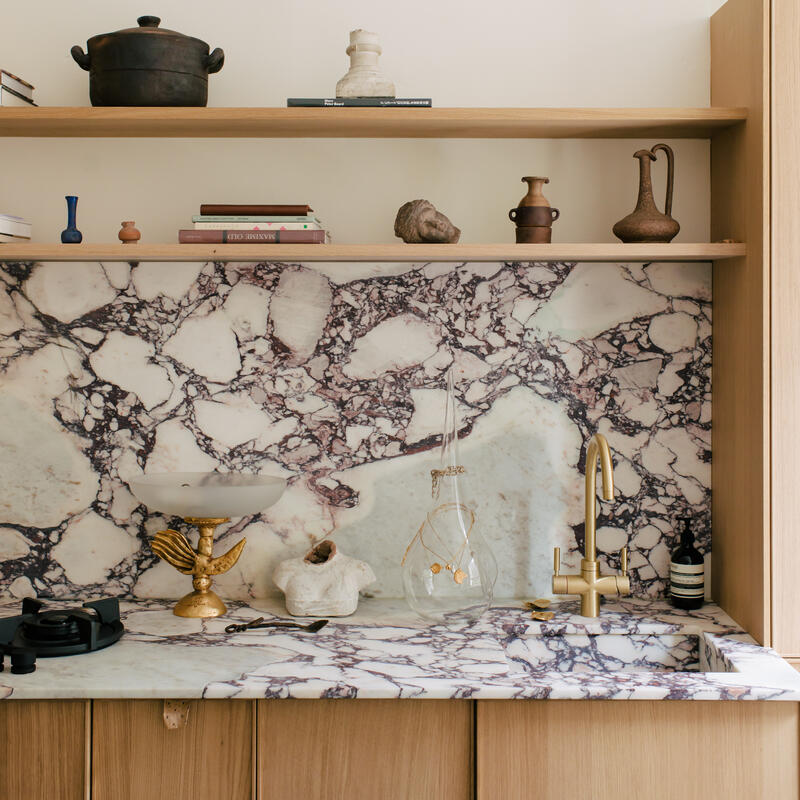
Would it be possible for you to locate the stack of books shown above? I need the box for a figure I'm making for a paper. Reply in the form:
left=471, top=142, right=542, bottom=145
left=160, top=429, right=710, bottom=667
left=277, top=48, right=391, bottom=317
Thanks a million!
left=0, top=70, right=36, bottom=107
left=178, top=204, right=327, bottom=244
left=0, top=212, right=31, bottom=243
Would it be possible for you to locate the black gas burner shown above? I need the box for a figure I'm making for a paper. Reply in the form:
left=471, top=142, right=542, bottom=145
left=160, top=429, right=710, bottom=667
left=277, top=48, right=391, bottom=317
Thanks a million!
left=0, top=597, right=124, bottom=675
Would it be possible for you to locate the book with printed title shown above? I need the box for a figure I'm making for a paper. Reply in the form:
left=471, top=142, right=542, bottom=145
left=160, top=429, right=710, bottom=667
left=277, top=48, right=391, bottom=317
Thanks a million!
left=179, top=229, right=325, bottom=244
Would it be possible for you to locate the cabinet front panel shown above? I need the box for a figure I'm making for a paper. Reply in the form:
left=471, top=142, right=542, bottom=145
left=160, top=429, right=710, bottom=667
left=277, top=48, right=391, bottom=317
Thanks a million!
left=477, top=700, right=799, bottom=800
left=0, top=700, right=87, bottom=800
left=258, top=699, right=472, bottom=800
left=92, top=700, right=253, bottom=800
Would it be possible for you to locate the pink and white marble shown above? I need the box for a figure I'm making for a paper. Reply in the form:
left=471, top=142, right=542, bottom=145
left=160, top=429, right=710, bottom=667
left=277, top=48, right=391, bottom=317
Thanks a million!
left=0, top=259, right=710, bottom=602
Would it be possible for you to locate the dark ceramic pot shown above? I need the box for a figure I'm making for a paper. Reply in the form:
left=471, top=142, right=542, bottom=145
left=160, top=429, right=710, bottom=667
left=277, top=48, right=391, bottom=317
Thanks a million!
left=71, top=16, right=224, bottom=107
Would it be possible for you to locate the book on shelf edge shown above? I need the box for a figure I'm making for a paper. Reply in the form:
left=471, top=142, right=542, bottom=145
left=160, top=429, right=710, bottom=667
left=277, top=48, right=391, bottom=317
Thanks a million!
left=179, top=229, right=326, bottom=244
left=199, top=204, right=313, bottom=216
left=0, top=217, right=31, bottom=238
left=287, top=98, right=432, bottom=107
left=193, top=221, right=322, bottom=231
left=0, top=70, right=34, bottom=100
left=0, top=232, right=31, bottom=243
left=191, top=215, right=320, bottom=224
left=0, top=86, right=37, bottom=107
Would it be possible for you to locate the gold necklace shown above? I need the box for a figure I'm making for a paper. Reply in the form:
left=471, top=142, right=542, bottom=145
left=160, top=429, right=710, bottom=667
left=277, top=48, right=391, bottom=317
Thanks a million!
left=402, top=502, right=475, bottom=584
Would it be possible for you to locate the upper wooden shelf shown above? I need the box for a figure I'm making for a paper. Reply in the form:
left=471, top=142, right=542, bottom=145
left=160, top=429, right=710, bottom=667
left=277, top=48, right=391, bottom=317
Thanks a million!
left=0, top=107, right=748, bottom=138
left=0, top=243, right=745, bottom=263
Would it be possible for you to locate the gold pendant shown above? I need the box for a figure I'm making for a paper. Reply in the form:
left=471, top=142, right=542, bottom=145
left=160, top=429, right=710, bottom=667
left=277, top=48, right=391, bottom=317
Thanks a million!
left=531, top=610, right=555, bottom=621
left=430, top=562, right=442, bottom=574
left=524, top=598, right=551, bottom=611
left=453, top=569, right=466, bottom=584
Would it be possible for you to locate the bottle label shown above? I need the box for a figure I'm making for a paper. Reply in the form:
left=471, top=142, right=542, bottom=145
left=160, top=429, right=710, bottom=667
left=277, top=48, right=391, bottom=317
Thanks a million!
left=670, top=562, right=705, bottom=598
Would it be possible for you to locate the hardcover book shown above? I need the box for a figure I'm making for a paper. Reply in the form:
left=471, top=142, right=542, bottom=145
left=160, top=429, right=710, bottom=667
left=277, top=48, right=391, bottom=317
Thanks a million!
left=0, top=86, right=36, bottom=107
left=287, top=98, right=432, bottom=107
left=0, top=215, right=31, bottom=238
left=191, top=215, right=321, bottom=224
left=179, top=229, right=326, bottom=244
left=199, top=204, right=313, bottom=216
left=193, top=221, right=322, bottom=230
left=0, top=70, right=34, bottom=100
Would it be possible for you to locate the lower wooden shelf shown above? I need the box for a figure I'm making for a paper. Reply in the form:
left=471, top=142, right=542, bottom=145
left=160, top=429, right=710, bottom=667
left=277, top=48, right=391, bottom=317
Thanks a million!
left=0, top=242, right=745, bottom=263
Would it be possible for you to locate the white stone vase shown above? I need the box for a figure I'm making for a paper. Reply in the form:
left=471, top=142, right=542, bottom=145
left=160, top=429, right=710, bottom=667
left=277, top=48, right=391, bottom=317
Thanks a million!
left=273, top=540, right=376, bottom=617
left=335, top=29, right=395, bottom=98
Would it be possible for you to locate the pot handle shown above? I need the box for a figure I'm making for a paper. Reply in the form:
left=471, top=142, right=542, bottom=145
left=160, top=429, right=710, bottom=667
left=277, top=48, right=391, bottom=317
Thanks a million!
left=70, top=45, right=90, bottom=71
left=551, top=207, right=560, bottom=221
left=204, top=48, right=225, bottom=74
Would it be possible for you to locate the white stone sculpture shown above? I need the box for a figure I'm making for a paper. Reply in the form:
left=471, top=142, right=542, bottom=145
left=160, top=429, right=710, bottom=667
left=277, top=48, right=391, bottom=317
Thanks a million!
left=273, top=540, right=376, bottom=617
left=335, top=29, right=395, bottom=98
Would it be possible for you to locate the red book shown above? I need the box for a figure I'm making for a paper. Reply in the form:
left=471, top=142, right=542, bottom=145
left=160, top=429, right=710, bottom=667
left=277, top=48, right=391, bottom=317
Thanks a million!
left=199, top=204, right=313, bottom=216
left=178, top=229, right=326, bottom=244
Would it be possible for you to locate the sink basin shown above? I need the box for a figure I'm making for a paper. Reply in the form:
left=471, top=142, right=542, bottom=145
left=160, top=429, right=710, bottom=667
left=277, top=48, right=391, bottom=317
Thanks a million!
left=504, top=633, right=727, bottom=675
left=129, top=472, right=287, bottom=518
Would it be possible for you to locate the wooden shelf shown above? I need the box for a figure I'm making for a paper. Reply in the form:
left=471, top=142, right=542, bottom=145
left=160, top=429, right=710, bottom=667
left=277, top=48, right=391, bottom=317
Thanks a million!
left=0, top=242, right=746, bottom=263
left=0, top=107, right=747, bottom=138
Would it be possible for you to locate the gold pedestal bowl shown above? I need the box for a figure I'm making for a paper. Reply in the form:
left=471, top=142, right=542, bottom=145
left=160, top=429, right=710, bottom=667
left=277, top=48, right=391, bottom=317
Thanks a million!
left=129, top=473, right=287, bottom=618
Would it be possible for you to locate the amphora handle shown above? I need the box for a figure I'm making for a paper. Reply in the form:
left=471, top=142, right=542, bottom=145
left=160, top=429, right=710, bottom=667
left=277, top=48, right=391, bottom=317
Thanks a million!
left=651, top=143, right=675, bottom=217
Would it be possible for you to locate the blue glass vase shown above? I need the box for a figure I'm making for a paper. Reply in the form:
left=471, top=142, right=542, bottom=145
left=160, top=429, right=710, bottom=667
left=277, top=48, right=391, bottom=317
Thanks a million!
left=61, top=195, right=82, bottom=243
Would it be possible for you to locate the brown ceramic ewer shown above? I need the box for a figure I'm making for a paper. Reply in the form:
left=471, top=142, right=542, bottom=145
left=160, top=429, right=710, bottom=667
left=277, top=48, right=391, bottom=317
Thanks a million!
left=613, top=143, right=680, bottom=243
left=118, top=220, right=141, bottom=243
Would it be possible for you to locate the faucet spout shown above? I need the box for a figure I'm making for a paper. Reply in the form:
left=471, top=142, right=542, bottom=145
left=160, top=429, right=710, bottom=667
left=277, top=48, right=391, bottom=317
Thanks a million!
left=552, top=432, right=630, bottom=617
left=584, top=433, right=614, bottom=563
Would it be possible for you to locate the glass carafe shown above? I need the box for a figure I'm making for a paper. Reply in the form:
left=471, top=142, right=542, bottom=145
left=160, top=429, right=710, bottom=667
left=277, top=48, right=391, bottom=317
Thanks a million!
left=401, top=370, right=497, bottom=624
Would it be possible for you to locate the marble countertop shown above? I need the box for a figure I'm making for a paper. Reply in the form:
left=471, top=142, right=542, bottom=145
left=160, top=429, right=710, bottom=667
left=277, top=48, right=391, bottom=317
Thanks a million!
left=2, top=596, right=799, bottom=701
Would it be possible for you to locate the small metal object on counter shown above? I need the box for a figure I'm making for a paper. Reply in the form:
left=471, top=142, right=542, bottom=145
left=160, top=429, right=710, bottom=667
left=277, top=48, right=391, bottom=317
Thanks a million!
left=524, top=598, right=551, bottom=611
left=224, top=617, right=329, bottom=634
left=531, top=611, right=555, bottom=621
left=71, top=16, right=224, bottom=106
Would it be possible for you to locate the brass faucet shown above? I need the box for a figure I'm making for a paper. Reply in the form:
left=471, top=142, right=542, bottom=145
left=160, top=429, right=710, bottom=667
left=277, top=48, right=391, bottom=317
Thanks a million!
left=552, top=433, right=630, bottom=617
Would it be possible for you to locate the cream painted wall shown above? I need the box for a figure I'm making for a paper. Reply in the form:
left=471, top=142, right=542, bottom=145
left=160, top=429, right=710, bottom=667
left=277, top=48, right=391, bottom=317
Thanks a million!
left=1, top=0, right=724, bottom=245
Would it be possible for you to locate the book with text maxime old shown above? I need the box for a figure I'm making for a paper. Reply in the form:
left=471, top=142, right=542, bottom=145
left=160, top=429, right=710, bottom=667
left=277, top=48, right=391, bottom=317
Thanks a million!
left=179, top=229, right=326, bottom=244
left=287, top=98, right=432, bottom=107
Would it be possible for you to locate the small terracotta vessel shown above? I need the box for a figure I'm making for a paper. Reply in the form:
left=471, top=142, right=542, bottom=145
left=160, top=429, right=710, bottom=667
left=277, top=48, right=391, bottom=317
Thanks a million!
left=518, top=176, right=551, bottom=207
left=118, top=220, right=141, bottom=243
left=613, top=143, right=680, bottom=243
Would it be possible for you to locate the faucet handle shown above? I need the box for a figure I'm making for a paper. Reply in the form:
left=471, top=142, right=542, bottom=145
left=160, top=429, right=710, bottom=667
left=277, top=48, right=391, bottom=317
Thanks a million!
left=553, top=547, right=561, bottom=577
left=620, top=546, right=628, bottom=575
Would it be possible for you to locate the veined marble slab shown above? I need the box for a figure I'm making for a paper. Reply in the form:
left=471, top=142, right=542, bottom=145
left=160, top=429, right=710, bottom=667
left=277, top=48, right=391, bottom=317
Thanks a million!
left=1, top=598, right=798, bottom=702
left=0, top=259, right=710, bottom=602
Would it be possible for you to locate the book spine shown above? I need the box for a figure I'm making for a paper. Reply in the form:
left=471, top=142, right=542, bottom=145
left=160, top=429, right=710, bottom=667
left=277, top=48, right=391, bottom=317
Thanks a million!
left=199, top=204, right=313, bottom=216
left=179, top=229, right=326, bottom=244
left=191, top=215, right=320, bottom=223
left=193, top=221, right=321, bottom=230
left=0, top=218, right=32, bottom=237
left=0, top=87, right=37, bottom=107
left=287, top=98, right=432, bottom=107
left=0, top=70, right=34, bottom=98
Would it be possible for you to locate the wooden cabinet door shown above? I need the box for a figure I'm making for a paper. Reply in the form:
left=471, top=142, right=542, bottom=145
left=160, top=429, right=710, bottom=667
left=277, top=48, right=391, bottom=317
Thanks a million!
left=0, top=700, right=87, bottom=800
left=92, top=700, right=253, bottom=800
left=258, top=699, right=472, bottom=800
left=477, top=700, right=799, bottom=800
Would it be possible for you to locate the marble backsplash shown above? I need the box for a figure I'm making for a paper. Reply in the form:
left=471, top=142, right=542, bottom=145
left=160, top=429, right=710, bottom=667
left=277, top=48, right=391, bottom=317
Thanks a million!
left=0, top=258, right=710, bottom=602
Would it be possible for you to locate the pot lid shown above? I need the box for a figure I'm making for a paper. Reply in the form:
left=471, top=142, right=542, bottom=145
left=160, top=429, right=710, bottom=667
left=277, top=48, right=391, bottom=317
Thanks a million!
left=90, top=15, right=208, bottom=45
